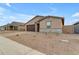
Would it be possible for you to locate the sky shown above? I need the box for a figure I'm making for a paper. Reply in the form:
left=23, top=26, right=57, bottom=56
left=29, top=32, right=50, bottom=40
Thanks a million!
left=0, top=3, right=79, bottom=26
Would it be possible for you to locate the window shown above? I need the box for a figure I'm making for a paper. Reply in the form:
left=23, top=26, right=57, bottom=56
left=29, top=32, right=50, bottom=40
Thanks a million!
left=47, top=21, right=51, bottom=28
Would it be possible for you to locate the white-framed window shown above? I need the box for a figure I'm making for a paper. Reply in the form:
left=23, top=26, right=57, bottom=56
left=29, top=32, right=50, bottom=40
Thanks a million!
left=47, top=21, right=51, bottom=28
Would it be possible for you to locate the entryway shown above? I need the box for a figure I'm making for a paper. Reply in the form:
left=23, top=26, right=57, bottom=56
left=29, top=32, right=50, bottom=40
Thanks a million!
left=37, top=23, right=40, bottom=32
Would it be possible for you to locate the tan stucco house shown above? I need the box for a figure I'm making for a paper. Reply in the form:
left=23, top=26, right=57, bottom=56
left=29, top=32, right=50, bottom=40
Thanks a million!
left=4, top=22, right=25, bottom=31
left=25, top=15, right=64, bottom=33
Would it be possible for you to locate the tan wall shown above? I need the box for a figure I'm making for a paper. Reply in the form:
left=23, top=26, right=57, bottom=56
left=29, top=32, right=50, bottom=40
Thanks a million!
left=63, top=25, right=74, bottom=34
left=24, top=25, right=27, bottom=31
left=39, top=17, right=63, bottom=33
left=18, top=25, right=25, bottom=31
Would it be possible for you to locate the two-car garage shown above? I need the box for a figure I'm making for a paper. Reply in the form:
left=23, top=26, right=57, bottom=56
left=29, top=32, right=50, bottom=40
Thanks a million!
left=27, top=25, right=35, bottom=32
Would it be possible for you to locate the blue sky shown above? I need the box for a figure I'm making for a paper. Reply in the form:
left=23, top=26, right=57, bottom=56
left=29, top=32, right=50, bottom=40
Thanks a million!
left=0, top=3, right=79, bottom=26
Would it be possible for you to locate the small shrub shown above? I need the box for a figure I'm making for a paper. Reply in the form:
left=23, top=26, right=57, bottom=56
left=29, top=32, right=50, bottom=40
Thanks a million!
left=33, top=35, right=36, bottom=37
left=52, top=32, right=60, bottom=35
left=16, top=34, right=19, bottom=36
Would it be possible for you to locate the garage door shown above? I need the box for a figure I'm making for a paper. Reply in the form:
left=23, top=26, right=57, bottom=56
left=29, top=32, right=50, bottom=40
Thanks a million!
left=27, top=25, right=35, bottom=31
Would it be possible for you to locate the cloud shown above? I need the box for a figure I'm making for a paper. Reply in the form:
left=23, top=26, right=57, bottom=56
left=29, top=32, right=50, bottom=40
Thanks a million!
left=0, top=6, right=34, bottom=26
left=6, top=3, right=11, bottom=7
left=71, top=12, right=79, bottom=24
left=9, top=16, right=16, bottom=19
left=37, top=7, right=57, bottom=16
left=42, top=7, right=57, bottom=16
left=68, top=12, right=79, bottom=25
left=0, top=7, right=6, bottom=15
left=72, top=12, right=79, bottom=17
left=50, top=8, right=57, bottom=13
left=70, top=18, right=79, bottom=25
left=74, top=19, right=79, bottom=22
left=8, top=14, right=34, bottom=23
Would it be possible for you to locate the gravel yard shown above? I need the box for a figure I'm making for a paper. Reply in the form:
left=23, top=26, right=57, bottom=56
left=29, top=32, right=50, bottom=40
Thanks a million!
left=0, top=36, right=44, bottom=55
left=1, top=31, right=79, bottom=55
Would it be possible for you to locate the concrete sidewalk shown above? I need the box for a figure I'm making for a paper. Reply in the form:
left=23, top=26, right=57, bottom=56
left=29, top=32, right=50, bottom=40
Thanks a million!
left=0, top=36, right=44, bottom=55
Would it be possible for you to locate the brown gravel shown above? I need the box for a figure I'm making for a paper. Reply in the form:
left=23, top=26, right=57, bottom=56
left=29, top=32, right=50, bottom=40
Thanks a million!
left=1, top=31, right=79, bottom=55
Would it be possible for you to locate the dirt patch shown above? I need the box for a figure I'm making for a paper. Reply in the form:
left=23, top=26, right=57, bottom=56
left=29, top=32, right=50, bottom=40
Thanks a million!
left=1, top=31, right=79, bottom=55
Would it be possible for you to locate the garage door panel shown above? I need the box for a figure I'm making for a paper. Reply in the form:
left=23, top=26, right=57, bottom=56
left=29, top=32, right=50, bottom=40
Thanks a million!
left=27, top=25, right=35, bottom=31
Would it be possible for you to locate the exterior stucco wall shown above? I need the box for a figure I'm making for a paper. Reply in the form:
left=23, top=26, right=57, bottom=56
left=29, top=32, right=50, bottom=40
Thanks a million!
left=63, top=25, right=74, bottom=34
left=18, top=25, right=25, bottom=31
left=39, top=17, right=63, bottom=33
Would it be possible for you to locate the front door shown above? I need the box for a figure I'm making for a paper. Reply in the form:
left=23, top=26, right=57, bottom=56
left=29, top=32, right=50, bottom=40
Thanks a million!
left=37, top=23, right=39, bottom=32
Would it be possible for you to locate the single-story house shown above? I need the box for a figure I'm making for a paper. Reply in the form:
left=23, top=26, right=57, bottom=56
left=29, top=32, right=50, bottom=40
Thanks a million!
left=25, top=15, right=64, bottom=33
left=4, top=22, right=25, bottom=31
left=0, top=26, right=5, bottom=31
left=74, top=22, right=79, bottom=34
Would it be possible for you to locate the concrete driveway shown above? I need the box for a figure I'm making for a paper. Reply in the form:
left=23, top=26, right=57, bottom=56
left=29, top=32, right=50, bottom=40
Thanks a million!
left=0, top=36, right=44, bottom=55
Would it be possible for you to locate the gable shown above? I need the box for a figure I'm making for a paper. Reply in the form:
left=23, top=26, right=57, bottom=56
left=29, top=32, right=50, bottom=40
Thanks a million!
left=25, top=16, right=44, bottom=25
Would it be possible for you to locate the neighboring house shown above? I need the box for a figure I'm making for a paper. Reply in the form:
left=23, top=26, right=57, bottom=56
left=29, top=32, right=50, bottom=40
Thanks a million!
left=25, top=15, right=64, bottom=33
left=63, top=25, right=74, bottom=34
left=4, top=22, right=25, bottom=31
left=0, top=24, right=8, bottom=31
left=0, top=26, right=5, bottom=31
left=74, top=22, right=79, bottom=33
